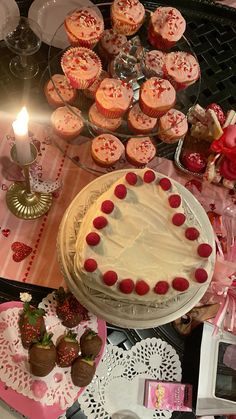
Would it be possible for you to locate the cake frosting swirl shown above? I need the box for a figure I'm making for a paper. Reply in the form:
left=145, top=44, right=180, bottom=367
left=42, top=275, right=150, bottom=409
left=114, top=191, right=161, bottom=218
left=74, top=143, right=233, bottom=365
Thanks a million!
left=74, top=169, right=214, bottom=304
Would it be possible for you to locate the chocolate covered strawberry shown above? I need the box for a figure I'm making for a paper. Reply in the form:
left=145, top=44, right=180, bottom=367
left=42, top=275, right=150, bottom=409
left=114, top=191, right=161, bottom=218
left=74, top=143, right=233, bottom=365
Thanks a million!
left=55, top=287, right=88, bottom=328
left=71, top=356, right=96, bottom=387
left=29, top=332, right=56, bottom=377
left=80, top=329, right=103, bottom=358
left=19, top=293, right=46, bottom=349
left=56, top=331, right=80, bottom=367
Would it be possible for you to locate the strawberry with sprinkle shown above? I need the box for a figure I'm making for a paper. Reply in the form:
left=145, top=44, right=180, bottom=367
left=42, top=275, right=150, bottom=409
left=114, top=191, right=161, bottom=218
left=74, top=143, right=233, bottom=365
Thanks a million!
left=19, top=293, right=46, bottom=349
left=55, top=287, right=88, bottom=328
left=56, top=331, right=80, bottom=367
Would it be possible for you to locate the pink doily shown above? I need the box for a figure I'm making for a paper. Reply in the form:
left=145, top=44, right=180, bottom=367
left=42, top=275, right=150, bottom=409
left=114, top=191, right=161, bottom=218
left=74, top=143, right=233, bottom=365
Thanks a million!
left=0, top=294, right=106, bottom=419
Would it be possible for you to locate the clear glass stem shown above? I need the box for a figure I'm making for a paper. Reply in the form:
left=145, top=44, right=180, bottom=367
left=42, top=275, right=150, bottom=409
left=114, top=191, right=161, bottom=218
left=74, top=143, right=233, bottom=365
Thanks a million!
left=20, top=54, right=27, bottom=68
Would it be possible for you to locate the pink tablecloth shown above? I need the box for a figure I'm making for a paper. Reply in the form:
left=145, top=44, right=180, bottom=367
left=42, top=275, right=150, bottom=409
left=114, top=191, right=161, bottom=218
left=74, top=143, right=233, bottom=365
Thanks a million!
left=0, top=112, right=235, bottom=288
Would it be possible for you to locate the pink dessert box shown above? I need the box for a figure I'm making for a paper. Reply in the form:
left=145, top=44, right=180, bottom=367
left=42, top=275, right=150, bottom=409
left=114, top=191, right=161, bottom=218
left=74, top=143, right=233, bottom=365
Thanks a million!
left=143, top=380, right=192, bottom=411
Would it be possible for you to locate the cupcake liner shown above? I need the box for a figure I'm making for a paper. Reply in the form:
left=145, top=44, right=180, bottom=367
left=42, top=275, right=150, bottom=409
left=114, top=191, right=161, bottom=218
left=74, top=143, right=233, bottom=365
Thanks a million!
left=127, top=119, right=156, bottom=135
left=148, top=24, right=176, bottom=50
left=111, top=15, right=142, bottom=36
left=139, top=96, right=169, bottom=119
left=95, top=100, right=125, bottom=119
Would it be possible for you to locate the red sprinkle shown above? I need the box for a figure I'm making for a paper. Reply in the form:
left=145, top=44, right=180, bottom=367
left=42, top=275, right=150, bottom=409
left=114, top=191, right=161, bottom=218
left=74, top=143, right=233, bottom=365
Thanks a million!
left=172, top=277, right=189, bottom=291
left=172, top=213, right=186, bottom=226
left=135, top=280, right=150, bottom=295
left=119, top=278, right=135, bottom=294
left=197, top=243, right=213, bottom=258
left=125, top=172, right=138, bottom=185
left=93, top=216, right=108, bottom=229
left=103, top=270, right=118, bottom=286
left=154, top=281, right=169, bottom=295
left=168, top=194, right=181, bottom=208
left=84, top=258, right=97, bottom=272
left=114, top=184, right=127, bottom=199
left=101, top=200, right=114, bottom=214
left=86, top=232, right=100, bottom=246
left=159, top=177, right=172, bottom=191
left=143, top=170, right=155, bottom=183
left=195, top=268, right=208, bottom=283
left=185, top=227, right=199, bottom=241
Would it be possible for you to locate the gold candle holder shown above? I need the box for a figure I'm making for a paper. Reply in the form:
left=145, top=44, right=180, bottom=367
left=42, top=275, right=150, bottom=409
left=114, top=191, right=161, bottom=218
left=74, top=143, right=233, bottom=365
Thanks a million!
left=6, top=143, right=52, bottom=220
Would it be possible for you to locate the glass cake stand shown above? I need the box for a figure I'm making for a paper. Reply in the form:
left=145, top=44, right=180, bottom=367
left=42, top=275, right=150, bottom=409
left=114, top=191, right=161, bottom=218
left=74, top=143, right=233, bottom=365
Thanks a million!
left=44, top=2, right=201, bottom=175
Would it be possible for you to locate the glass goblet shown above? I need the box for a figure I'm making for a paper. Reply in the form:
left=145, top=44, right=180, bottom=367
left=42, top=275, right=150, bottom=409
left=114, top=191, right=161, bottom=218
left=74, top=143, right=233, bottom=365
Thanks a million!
left=3, top=16, right=42, bottom=80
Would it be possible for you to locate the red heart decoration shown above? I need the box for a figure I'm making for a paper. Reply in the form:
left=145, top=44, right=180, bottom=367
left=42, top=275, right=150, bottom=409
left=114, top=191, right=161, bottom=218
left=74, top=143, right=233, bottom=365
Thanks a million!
left=11, top=242, right=32, bottom=262
left=2, top=229, right=10, bottom=237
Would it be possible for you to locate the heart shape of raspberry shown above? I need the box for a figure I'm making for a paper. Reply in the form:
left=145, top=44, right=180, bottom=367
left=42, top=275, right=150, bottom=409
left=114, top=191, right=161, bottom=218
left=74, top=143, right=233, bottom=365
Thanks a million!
left=11, top=242, right=32, bottom=262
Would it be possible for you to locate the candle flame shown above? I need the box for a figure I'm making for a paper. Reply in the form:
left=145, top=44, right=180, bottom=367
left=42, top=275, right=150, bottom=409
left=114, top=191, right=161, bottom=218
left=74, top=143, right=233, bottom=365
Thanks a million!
left=13, top=107, right=29, bottom=136
left=17, top=106, right=29, bottom=124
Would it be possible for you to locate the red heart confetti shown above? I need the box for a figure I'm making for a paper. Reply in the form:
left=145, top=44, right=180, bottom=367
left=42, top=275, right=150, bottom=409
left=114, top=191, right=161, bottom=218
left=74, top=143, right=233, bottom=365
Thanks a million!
left=11, top=242, right=33, bottom=262
left=2, top=229, right=10, bottom=237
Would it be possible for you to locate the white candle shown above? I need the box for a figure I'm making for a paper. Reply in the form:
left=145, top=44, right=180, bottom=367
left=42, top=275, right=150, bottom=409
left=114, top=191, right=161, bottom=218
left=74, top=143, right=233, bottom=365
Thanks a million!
left=12, top=107, right=32, bottom=165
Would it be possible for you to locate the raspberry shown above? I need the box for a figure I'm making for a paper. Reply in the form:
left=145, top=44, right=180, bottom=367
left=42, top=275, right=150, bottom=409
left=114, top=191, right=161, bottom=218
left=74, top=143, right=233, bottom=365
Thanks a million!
left=195, top=268, right=208, bottom=283
left=197, top=243, right=213, bottom=258
left=101, top=200, right=114, bottom=214
left=206, top=103, right=226, bottom=126
left=143, top=170, right=155, bottom=183
left=185, top=227, right=199, bottom=240
left=159, top=177, right=172, bottom=191
left=168, top=194, right=181, bottom=208
left=84, top=259, right=97, bottom=272
left=114, top=184, right=127, bottom=199
left=93, top=216, right=108, bottom=229
left=86, top=232, right=100, bottom=246
left=172, top=213, right=186, bottom=226
left=103, top=271, right=118, bottom=286
left=172, top=277, right=189, bottom=291
left=154, top=281, right=169, bottom=295
left=125, top=172, right=138, bottom=185
left=135, top=280, right=150, bottom=295
left=182, top=152, right=206, bottom=173
left=119, top=278, right=134, bottom=294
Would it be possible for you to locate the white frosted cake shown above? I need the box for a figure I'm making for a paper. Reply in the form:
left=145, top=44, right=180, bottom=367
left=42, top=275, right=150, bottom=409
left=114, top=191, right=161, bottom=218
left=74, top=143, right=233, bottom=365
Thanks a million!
left=74, top=169, right=213, bottom=304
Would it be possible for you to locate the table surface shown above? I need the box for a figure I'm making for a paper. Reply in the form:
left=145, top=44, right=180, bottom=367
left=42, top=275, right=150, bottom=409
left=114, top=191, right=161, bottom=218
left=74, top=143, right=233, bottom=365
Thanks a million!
left=1, top=0, right=236, bottom=418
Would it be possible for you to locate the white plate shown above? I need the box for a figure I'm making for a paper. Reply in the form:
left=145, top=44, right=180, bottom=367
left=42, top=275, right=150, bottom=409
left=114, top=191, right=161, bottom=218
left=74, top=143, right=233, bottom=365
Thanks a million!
left=28, top=0, right=101, bottom=49
left=0, top=0, right=19, bottom=41
left=57, top=169, right=216, bottom=329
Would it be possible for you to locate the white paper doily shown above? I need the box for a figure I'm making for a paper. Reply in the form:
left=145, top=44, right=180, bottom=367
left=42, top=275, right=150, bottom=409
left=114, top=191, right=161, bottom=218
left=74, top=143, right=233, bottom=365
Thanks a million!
left=0, top=293, right=105, bottom=411
left=79, top=338, right=182, bottom=419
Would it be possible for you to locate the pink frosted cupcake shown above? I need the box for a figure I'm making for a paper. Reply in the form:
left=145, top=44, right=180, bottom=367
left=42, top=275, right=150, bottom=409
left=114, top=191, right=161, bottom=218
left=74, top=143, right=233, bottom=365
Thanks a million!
left=61, top=47, right=102, bottom=89
left=142, top=50, right=166, bottom=78
left=64, top=7, right=104, bottom=49
left=148, top=7, right=186, bottom=50
left=98, top=29, right=127, bottom=63
left=111, top=0, right=145, bottom=36
left=51, top=106, right=84, bottom=141
left=127, top=103, right=157, bottom=134
left=83, top=70, right=109, bottom=100
left=89, top=103, right=122, bottom=133
left=44, top=74, right=77, bottom=108
left=158, top=109, right=188, bottom=143
left=95, top=78, right=133, bottom=119
left=125, top=137, right=156, bottom=166
left=164, top=51, right=200, bottom=91
left=139, top=77, right=176, bottom=118
left=91, top=134, right=125, bottom=166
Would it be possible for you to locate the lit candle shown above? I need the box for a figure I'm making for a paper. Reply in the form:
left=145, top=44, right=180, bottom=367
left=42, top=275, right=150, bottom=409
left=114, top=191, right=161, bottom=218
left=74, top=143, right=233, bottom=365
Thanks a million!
left=12, top=107, right=32, bottom=165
